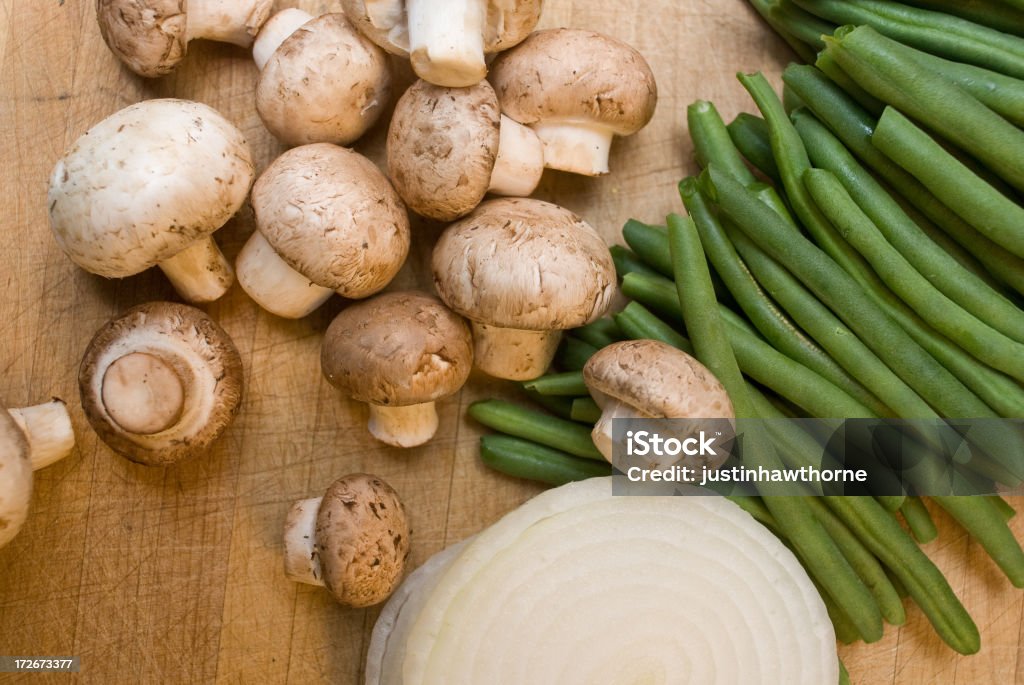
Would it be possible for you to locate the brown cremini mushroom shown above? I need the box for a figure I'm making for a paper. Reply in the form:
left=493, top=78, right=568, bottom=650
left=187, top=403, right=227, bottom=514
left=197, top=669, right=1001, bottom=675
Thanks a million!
left=321, top=291, right=472, bottom=447
left=283, top=473, right=411, bottom=607
left=236, top=144, right=411, bottom=319
left=0, top=399, right=76, bottom=549
left=97, top=0, right=273, bottom=77
left=48, top=99, right=255, bottom=303
left=340, top=0, right=541, bottom=87
left=583, top=340, right=735, bottom=462
left=387, top=79, right=543, bottom=221
left=432, top=198, right=616, bottom=380
left=79, top=302, right=244, bottom=466
left=489, top=28, right=658, bottom=175
left=251, top=9, right=391, bottom=146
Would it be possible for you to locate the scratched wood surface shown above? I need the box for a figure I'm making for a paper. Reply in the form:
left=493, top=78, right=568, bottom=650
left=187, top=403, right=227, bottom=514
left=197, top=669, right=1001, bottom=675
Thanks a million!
left=1, top=0, right=1022, bottom=683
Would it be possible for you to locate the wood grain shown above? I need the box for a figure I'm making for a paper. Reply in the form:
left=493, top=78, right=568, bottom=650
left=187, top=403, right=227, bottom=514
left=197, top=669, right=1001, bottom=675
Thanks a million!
left=0, top=1, right=1021, bottom=683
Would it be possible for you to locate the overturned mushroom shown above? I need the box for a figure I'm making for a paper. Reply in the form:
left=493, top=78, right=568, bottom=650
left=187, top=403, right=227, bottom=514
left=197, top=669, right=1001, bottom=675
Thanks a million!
left=236, top=144, right=410, bottom=318
left=251, top=9, right=391, bottom=146
left=340, top=0, right=541, bottom=87
left=97, top=0, right=273, bottom=77
left=490, top=28, right=658, bottom=175
left=387, top=79, right=543, bottom=221
left=321, top=291, right=472, bottom=447
left=583, top=340, right=734, bottom=463
left=0, top=399, right=75, bottom=549
left=48, top=99, right=254, bottom=303
left=284, top=473, right=411, bottom=607
left=432, top=198, right=616, bottom=380
left=79, top=302, right=243, bottom=466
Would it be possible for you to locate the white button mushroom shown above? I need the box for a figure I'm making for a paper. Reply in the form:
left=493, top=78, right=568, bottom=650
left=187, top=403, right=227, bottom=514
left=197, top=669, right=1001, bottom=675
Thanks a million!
left=97, top=0, right=273, bottom=77
left=582, top=340, right=735, bottom=464
left=489, top=28, right=659, bottom=176
left=432, top=198, right=616, bottom=381
left=236, top=144, right=411, bottom=319
left=0, top=399, right=75, bottom=549
left=283, top=473, right=411, bottom=607
left=48, top=99, right=255, bottom=303
left=387, top=79, right=544, bottom=221
left=321, top=291, right=473, bottom=447
left=79, top=302, right=244, bottom=466
left=340, top=0, right=541, bottom=87
left=250, top=9, right=392, bottom=146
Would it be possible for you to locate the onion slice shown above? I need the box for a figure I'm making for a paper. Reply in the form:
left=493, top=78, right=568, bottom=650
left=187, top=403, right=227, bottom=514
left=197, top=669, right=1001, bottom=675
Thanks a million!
left=373, top=478, right=837, bottom=684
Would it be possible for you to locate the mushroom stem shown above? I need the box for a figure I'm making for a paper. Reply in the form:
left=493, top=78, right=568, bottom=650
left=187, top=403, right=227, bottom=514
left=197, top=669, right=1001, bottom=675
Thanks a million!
left=187, top=0, right=274, bottom=47
left=531, top=121, right=617, bottom=176
left=488, top=115, right=545, bottom=197
left=236, top=231, right=334, bottom=318
left=407, top=0, right=487, bottom=87
left=283, top=497, right=325, bottom=587
left=591, top=399, right=654, bottom=462
left=367, top=402, right=439, bottom=448
left=471, top=322, right=561, bottom=381
left=158, top=236, right=235, bottom=303
left=252, top=8, right=314, bottom=70
left=8, top=400, right=75, bottom=471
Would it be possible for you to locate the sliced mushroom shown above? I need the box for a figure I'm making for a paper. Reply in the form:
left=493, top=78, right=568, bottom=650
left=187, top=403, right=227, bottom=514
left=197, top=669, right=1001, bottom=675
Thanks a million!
left=387, top=79, right=543, bottom=221
left=48, top=99, right=254, bottom=303
left=79, top=302, right=244, bottom=466
left=0, top=399, right=75, bottom=549
left=490, top=28, right=658, bottom=175
left=432, top=198, right=616, bottom=380
left=251, top=9, right=391, bottom=146
left=283, top=473, right=411, bottom=607
left=321, top=291, right=472, bottom=447
left=583, top=340, right=734, bottom=462
left=340, top=0, right=541, bottom=87
left=236, top=144, right=411, bottom=318
left=97, top=0, right=273, bottom=77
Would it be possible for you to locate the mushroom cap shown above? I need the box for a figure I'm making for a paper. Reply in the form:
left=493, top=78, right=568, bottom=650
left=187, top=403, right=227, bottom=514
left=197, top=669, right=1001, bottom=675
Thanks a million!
left=387, top=80, right=500, bottom=221
left=96, top=0, right=189, bottom=77
left=432, top=198, right=616, bottom=330
left=79, top=301, right=244, bottom=466
left=340, top=0, right=541, bottom=58
left=252, top=144, right=410, bottom=297
left=315, top=473, right=411, bottom=607
left=256, top=13, right=392, bottom=146
left=489, top=28, right=658, bottom=135
left=0, top=408, right=32, bottom=548
left=48, top=98, right=254, bottom=279
left=321, top=291, right=472, bottom=406
left=583, top=340, right=735, bottom=419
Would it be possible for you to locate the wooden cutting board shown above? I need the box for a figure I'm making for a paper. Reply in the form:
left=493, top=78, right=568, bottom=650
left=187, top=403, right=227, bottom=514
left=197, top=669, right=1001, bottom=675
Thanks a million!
left=1, top=0, right=1022, bottom=682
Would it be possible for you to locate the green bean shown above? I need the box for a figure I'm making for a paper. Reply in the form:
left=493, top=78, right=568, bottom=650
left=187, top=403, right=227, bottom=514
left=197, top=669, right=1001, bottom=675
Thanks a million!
left=990, top=495, right=1017, bottom=521
left=884, top=566, right=909, bottom=598
left=900, top=497, right=939, bottom=544
left=524, top=390, right=576, bottom=421
left=839, top=660, right=851, bottom=685
left=768, top=0, right=835, bottom=51
left=614, top=301, right=692, bottom=352
left=479, top=435, right=611, bottom=486
left=622, top=219, right=672, bottom=278
left=821, top=585, right=862, bottom=644
left=468, top=399, right=604, bottom=460
left=573, top=318, right=622, bottom=350
left=730, top=495, right=780, bottom=533
left=726, top=113, right=783, bottom=185
left=782, top=82, right=807, bottom=114
left=906, top=49, right=1024, bottom=128
left=569, top=397, right=601, bottom=425
left=689, top=101, right=758, bottom=185
left=748, top=0, right=819, bottom=62
left=620, top=271, right=686, bottom=326
left=610, top=245, right=659, bottom=280
left=901, top=0, right=1024, bottom=37
left=814, top=49, right=884, bottom=115
left=795, top=0, right=1024, bottom=78
left=522, top=371, right=589, bottom=397
left=555, top=336, right=599, bottom=371
left=934, top=495, right=1024, bottom=587
left=823, top=25, right=1024, bottom=191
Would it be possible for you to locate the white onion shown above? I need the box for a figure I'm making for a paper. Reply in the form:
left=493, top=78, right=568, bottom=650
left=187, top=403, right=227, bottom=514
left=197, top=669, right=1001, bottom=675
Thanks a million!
left=370, top=478, right=837, bottom=684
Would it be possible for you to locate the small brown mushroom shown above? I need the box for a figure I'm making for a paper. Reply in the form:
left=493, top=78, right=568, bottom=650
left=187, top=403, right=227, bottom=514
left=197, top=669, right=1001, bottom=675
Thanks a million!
left=387, top=79, right=543, bottom=221
left=97, top=0, right=273, bottom=77
left=251, top=9, right=391, bottom=146
left=0, top=399, right=76, bottom=549
left=283, top=473, right=411, bottom=607
left=236, top=144, right=411, bottom=318
left=340, top=0, right=541, bottom=87
left=432, top=198, right=616, bottom=380
left=321, top=291, right=473, bottom=447
left=489, top=28, right=658, bottom=176
left=48, top=99, right=255, bottom=303
left=79, top=302, right=244, bottom=466
left=583, top=340, right=735, bottom=462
